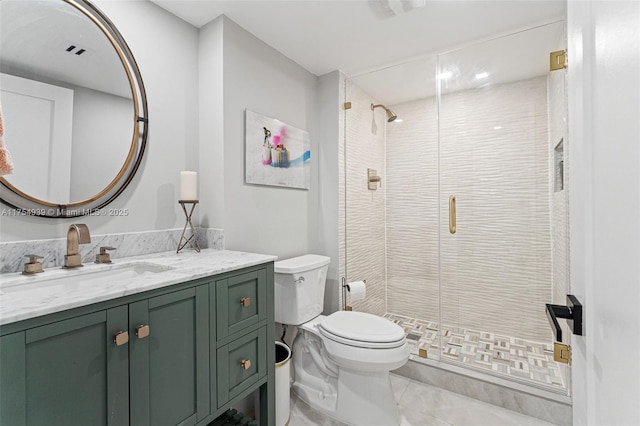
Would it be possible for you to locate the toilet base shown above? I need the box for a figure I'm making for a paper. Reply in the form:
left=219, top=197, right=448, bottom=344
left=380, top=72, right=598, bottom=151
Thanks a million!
left=335, top=368, right=401, bottom=426
left=291, top=328, right=402, bottom=426
left=292, top=368, right=401, bottom=426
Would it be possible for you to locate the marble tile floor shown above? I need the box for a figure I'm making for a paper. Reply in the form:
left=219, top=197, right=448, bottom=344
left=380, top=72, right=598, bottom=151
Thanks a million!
left=288, top=373, right=558, bottom=426
left=383, top=314, right=565, bottom=392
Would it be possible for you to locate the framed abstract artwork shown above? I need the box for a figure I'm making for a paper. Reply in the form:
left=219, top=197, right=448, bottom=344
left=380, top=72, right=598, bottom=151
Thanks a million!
left=245, top=110, right=310, bottom=189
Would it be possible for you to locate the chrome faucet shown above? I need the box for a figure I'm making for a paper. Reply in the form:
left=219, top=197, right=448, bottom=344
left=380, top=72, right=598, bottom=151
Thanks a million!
left=64, top=224, right=91, bottom=268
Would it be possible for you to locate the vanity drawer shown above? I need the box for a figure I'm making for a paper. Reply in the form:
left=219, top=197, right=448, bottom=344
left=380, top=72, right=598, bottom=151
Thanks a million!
left=215, top=269, right=267, bottom=340
left=216, top=327, right=267, bottom=406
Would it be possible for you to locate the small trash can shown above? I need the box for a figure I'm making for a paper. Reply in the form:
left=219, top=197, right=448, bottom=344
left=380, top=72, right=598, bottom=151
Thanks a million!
left=275, top=341, right=292, bottom=426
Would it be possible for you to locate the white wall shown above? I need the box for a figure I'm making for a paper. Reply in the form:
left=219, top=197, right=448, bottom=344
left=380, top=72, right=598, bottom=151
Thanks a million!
left=218, top=16, right=319, bottom=259
left=70, top=86, right=132, bottom=201
left=0, top=0, right=199, bottom=242
left=198, top=16, right=224, bottom=230
left=312, top=71, right=343, bottom=313
left=569, top=1, right=640, bottom=424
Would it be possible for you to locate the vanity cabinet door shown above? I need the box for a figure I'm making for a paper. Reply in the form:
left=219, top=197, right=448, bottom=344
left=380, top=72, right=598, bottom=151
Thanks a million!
left=0, top=306, right=129, bottom=426
left=128, top=285, right=210, bottom=426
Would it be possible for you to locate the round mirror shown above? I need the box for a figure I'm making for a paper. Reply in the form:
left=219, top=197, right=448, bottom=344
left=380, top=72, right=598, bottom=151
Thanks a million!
left=0, top=0, right=148, bottom=217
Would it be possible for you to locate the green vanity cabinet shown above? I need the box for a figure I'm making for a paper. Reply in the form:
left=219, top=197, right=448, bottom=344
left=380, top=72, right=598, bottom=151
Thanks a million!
left=129, top=285, right=210, bottom=426
left=0, top=306, right=130, bottom=426
left=211, top=266, right=275, bottom=424
left=0, top=262, right=275, bottom=426
left=213, top=269, right=268, bottom=407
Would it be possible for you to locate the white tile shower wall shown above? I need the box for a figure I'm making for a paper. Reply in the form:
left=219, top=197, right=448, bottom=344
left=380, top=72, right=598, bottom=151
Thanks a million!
left=438, top=76, right=551, bottom=342
left=342, top=81, right=387, bottom=315
left=385, top=98, right=439, bottom=321
left=0, top=228, right=223, bottom=273
left=343, top=76, right=554, bottom=342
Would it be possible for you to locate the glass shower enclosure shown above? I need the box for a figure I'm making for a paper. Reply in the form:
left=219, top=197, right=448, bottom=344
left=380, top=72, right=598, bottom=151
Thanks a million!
left=342, top=21, right=570, bottom=396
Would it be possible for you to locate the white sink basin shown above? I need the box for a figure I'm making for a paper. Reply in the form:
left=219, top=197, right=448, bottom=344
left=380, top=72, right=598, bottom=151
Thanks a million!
left=0, top=262, right=174, bottom=294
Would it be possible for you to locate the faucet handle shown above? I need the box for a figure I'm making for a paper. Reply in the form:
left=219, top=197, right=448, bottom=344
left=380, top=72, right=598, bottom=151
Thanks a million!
left=23, top=254, right=44, bottom=275
left=24, top=254, right=44, bottom=262
left=96, top=246, right=116, bottom=264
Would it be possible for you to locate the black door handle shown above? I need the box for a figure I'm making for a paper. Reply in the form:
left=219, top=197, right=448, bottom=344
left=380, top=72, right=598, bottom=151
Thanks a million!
left=545, top=295, right=583, bottom=342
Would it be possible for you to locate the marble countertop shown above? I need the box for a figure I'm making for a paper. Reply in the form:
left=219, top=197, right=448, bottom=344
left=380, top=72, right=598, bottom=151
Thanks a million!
left=0, top=249, right=277, bottom=326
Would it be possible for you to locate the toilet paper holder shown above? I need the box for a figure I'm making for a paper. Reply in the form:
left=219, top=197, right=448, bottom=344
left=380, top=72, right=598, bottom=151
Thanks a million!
left=342, top=277, right=366, bottom=311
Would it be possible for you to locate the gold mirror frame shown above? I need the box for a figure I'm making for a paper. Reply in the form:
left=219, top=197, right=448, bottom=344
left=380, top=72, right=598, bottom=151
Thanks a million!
left=0, top=0, right=148, bottom=218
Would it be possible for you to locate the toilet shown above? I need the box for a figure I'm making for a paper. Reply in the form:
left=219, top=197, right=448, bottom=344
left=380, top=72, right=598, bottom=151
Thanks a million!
left=275, top=254, right=409, bottom=426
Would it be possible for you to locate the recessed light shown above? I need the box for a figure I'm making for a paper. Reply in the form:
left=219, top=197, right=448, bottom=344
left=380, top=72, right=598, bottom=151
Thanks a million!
left=493, top=126, right=502, bottom=130
left=475, top=72, right=489, bottom=79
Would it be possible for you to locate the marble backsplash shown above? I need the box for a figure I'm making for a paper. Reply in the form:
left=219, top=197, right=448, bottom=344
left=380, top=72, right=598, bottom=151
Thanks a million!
left=0, top=227, right=224, bottom=274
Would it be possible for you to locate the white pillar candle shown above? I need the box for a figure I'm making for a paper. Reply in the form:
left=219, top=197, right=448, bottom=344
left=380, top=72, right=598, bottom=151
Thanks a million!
left=180, top=171, right=198, bottom=200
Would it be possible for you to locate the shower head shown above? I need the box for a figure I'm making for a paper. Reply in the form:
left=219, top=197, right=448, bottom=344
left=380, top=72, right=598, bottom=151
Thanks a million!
left=371, top=103, right=398, bottom=122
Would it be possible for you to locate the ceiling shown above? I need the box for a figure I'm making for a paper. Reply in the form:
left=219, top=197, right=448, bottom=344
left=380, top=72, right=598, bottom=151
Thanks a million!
left=352, top=20, right=566, bottom=105
left=1, top=0, right=566, bottom=107
left=149, top=0, right=566, bottom=79
left=0, top=0, right=132, bottom=99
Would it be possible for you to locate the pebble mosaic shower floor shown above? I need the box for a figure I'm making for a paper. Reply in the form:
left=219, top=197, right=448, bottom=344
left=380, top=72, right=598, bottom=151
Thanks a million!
left=384, top=313, right=567, bottom=392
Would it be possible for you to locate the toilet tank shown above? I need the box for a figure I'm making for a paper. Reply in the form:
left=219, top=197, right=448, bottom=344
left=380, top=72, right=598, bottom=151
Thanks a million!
left=274, top=254, right=330, bottom=325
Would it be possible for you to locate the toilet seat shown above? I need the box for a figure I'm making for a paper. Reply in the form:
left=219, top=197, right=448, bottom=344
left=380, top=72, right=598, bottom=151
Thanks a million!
left=318, top=311, right=406, bottom=349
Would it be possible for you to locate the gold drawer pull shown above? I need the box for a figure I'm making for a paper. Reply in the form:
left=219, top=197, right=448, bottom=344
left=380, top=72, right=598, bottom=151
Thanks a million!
left=240, top=297, right=251, bottom=307
left=136, top=325, right=150, bottom=339
left=113, top=331, right=129, bottom=346
left=241, top=359, right=252, bottom=370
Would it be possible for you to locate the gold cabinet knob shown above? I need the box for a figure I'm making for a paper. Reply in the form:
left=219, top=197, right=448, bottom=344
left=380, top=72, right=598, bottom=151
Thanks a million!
left=241, top=359, right=252, bottom=370
left=136, top=325, right=150, bottom=339
left=240, top=297, right=251, bottom=307
left=113, top=331, right=129, bottom=346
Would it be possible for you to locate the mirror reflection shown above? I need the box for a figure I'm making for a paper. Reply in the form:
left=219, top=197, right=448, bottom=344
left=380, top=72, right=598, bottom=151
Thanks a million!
left=0, top=0, right=134, bottom=205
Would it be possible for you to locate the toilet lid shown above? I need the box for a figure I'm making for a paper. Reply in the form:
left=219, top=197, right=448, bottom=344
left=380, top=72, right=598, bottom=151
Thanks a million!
left=318, top=311, right=406, bottom=349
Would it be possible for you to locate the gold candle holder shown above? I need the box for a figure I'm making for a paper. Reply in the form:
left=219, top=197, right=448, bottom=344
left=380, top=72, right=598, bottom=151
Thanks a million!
left=177, top=200, right=201, bottom=253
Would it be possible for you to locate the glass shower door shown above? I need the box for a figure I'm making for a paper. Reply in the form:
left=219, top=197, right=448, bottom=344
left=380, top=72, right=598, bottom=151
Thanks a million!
left=437, top=22, right=570, bottom=394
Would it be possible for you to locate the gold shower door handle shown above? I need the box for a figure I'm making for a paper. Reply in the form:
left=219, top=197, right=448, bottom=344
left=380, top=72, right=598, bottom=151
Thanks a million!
left=449, top=195, right=456, bottom=234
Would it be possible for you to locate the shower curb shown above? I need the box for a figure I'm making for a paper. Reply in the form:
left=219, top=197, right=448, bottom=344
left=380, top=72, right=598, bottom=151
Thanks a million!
left=394, top=357, right=572, bottom=426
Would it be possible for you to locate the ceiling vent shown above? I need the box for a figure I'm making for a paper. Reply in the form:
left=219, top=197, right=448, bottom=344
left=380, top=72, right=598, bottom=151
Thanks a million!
left=65, top=45, right=86, bottom=55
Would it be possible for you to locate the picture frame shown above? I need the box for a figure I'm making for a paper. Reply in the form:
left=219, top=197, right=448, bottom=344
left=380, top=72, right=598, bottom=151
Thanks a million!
left=244, top=109, right=310, bottom=189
